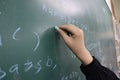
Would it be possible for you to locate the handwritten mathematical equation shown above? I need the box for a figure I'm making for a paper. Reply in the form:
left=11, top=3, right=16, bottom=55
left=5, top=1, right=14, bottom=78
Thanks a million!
left=42, top=4, right=89, bottom=32
left=0, top=56, right=57, bottom=80
left=0, top=27, right=40, bottom=51
left=42, top=4, right=78, bottom=25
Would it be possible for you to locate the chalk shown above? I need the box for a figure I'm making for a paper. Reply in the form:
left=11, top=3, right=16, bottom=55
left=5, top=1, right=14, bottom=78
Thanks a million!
left=54, top=26, right=72, bottom=36
left=54, top=26, right=59, bottom=31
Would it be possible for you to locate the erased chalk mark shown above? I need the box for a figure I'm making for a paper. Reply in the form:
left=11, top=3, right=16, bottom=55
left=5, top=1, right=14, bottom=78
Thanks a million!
left=12, top=27, right=21, bottom=40
left=33, top=32, right=40, bottom=51
left=0, top=35, right=2, bottom=46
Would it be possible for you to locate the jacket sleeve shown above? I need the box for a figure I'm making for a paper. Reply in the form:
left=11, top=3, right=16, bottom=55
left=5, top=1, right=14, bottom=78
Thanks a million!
left=80, top=57, right=120, bottom=80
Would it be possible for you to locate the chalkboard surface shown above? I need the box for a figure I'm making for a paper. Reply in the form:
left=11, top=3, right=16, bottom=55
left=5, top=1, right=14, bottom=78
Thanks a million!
left=0, top=0, right=118, bottom=80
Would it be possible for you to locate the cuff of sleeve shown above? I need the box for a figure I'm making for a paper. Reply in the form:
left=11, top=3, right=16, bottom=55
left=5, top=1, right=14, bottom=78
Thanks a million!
left=80, top=56, right=101, bottom=76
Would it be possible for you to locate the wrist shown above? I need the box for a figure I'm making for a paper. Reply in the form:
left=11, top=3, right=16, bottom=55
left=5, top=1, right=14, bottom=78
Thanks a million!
left=76, top=48, right=93, bottom=65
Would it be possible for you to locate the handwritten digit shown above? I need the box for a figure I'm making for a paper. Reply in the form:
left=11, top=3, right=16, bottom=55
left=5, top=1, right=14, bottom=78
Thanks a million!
left=46, top=56, right=52, bottom=67
left=72, top=71, right=78, bottom=78
left=12, top=27, right=21, bottom=40
left=9, top=64, right=19, bottom=74
left=35, top=60, right=42, bottom=74
left=52, top=64, right=57, bottom=70
left=0, top=35, right=2, bottom=46
left=33, top=32, right=40, bottom=51
left=24, top=61, right=33, bottom=72
left=0, top=68, right=6, bottom=80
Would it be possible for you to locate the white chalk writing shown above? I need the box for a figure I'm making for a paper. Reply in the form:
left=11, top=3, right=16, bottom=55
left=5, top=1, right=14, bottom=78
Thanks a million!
left=9, top=64, right=19, bottom=74
left=24, top=61, right=33, bottom=72
left=80, top=24, right=88, bottom=32
left=33, top=32, right=40, bottom=51
left=0, top=56, right=57, bottom=79
left=46, top=56, right=52, bottom=67
left=42, top=4, right=47, bottom=12
left=61, top=71, right=78, bottom=80
left=0, top=68, right=6, bottom=80
left=42, top=4, right=59, bottom=17
left=52, top=64, right=57, bottom=70
left=87, top=41, right=100, bottom=51
left=42, top=4, right=77, bottom=24
left=34, top=60, right=42, bottom=74
left=12, top=27, right=21, bottom=40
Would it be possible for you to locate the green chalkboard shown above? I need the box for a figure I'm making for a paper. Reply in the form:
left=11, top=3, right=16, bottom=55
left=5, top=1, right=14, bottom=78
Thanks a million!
left=0, top=0, right=118, bottom=80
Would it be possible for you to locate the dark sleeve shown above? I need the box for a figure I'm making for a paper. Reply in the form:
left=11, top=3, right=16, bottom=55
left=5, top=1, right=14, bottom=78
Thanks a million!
left=80, top=57, right=120, bottom=80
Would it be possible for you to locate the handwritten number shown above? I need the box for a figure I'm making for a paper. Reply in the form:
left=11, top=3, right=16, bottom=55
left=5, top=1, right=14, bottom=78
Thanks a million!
left=35, top=60, right=42, bottom=74
left=24, top=61, right=33, bottom=72
left=9, top=64, right=19, bottom=74
left=46, top=56, right=52, bottom=67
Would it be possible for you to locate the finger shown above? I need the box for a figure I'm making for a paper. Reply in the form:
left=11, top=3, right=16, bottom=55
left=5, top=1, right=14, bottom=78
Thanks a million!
left=59, top=24, right=78, bottom=35
left=57, top=28, right=71, bottom=43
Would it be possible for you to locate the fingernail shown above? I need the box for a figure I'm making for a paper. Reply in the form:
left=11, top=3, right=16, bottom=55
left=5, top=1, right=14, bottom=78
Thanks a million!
left=54, top=26, right=59, bottom=31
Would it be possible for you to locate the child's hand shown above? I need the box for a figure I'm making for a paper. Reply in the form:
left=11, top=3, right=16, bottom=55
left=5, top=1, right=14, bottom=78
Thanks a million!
left=58, top=24, right=86, bottom=55
left=57, top=24, right=93, bottom=65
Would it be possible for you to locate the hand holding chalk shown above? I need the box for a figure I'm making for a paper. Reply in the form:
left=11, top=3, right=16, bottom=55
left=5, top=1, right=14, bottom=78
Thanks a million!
left=55, top=24, right=93, bottom=65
